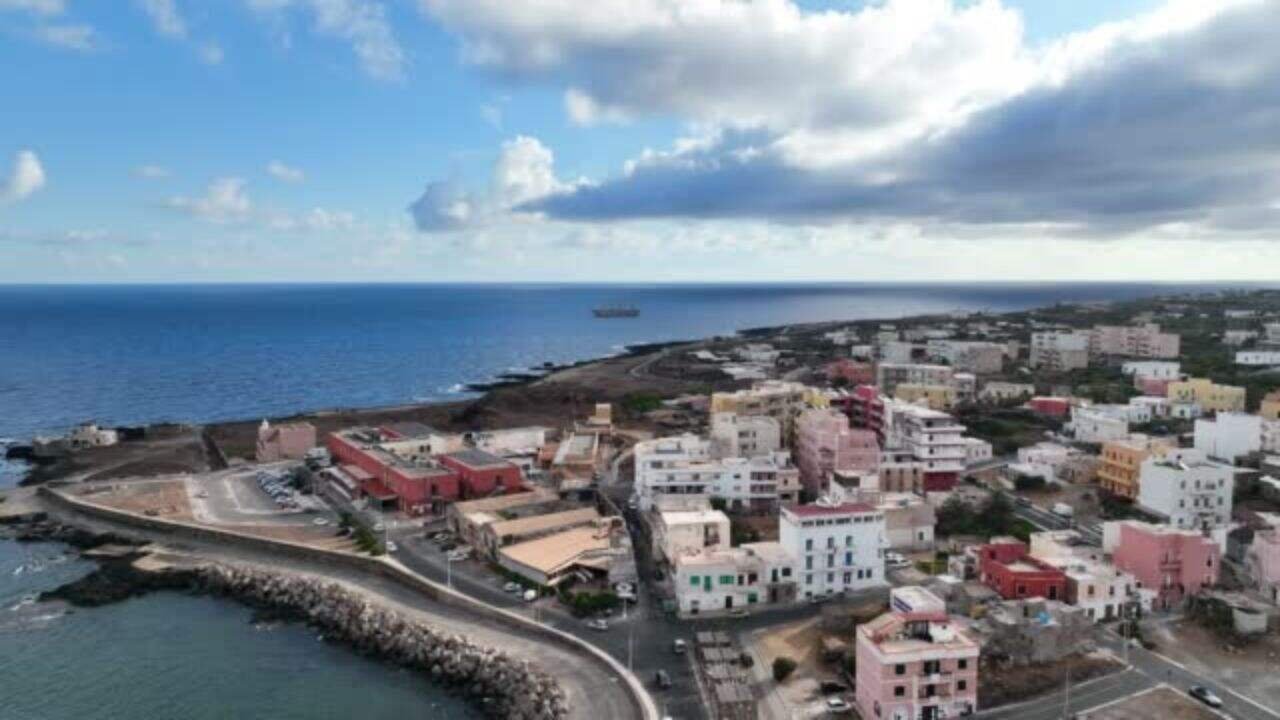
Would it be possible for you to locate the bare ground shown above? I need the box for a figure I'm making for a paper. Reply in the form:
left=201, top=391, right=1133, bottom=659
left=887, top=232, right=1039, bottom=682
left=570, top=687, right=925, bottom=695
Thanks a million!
left=1088, top=686, right=1219, bottom=720
left=1145, top=617, right=1280, bottom=710
left=980, top=652, right=1124, bottom=709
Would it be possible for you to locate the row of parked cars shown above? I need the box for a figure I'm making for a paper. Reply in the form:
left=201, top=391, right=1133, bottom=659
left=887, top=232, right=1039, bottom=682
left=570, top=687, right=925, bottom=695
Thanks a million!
left=256, top=470, right=300, bottom=510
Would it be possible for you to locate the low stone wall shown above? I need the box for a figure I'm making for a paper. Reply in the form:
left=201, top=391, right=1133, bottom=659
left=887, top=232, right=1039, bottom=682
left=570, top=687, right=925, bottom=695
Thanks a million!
left=37, top=487, right=657, bottom=720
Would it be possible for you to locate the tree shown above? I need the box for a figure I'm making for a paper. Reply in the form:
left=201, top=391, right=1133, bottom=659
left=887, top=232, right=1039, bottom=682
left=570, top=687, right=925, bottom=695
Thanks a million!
left=772, top=656, right=798, bottom=682
left=935, top=495, right=973, bottom=537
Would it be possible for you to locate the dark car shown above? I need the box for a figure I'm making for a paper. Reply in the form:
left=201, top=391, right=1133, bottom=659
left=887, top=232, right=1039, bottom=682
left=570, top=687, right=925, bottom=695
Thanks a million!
left=820, top=681, right=849, bottom=695
left=1188, top=686, right=1223, bottom=708
left=653, top=670, right=672, bottom=689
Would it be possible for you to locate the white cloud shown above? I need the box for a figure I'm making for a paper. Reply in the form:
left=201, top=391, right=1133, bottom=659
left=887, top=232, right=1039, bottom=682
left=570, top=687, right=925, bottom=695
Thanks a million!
left=167, top=177, right=252, bottom=222
left=134, top=164, right=170, bottom=179
left=199, top=41, right=224, bottom=65
left=247, top=0, right=407, bottom=80
left=410, top=135, right=575, bottom=231
left=0, top=0, right=64, bottom=16
left=266, top=160, right=305, bottom=182
left=138, top=0, right=187, bottom=38
left=36, top=23, right=96, bottom=51
left=1, top=150, right=46, bottom=204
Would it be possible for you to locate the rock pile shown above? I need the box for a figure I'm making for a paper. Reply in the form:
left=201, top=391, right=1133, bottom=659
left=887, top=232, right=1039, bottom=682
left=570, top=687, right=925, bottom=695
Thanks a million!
left=192, top=564, right=569, bottom=720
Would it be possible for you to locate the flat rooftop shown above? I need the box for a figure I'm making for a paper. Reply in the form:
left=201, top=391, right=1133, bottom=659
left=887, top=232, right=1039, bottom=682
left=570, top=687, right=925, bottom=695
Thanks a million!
left=500, top=525, right=612, bottom=575
left=444, top=448, right=511, bottom=469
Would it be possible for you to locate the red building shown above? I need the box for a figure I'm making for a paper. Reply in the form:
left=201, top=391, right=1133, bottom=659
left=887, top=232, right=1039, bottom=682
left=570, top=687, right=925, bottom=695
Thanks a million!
left=1028, top=397, right=1072, bottom=418
left=826, top=359, right=876, bottom=387
left=844, top=384, right=886, bottom=440
left=439, top=449, right=524, bottom=498
left=978, top=539, right=1068, bottom=601
left=326, top=429, right=462, bottom=515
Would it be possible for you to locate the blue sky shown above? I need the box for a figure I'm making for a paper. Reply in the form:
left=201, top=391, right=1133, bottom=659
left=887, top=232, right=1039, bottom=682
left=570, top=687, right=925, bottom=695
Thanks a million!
left=3, top=0, right=1278, bottom=282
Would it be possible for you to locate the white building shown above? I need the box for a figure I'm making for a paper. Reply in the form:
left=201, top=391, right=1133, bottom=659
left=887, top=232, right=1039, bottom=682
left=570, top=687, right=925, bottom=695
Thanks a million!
left=1028, top=531, right=1145, bottom=620
left=1030, top=331, right=1090, bottom=371
left=876, top=363, right=953, bottom=396
left=960, top=437, right=993, bottom=466
left=881, top=399, right=969, bottom=492
left=1267, top=322, right=1280, bottom=344
left=672, top=542, right=797, bottom=616
left=633, top=434, right=800, bottom=511
left=1120, top=361, right=1181, bottom=380
left=1224, top=330, right=1259, bottom=346
left=980, top=381, right=1035, bottom=404
left=780, top=500, right=888, bottom=600
left=1068, top=405, right=1131, bottom=443
left=1194, top=412, right=1280, bottom=462
left=1129, top=396, right=1170, bottom=418
left=1138, top=449, right=1234, bottom=532
left=927, top=340, right=1006, bottom=374
left=1236, top=350, right=1280, bottom=367
left=709, top=412, right=782, bottom=459
left=651, top=506, right=731, bottom=564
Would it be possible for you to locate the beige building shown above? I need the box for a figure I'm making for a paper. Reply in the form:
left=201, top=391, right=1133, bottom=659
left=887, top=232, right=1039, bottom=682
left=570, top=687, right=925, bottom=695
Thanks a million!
left=894, top=383, right=957, bottom=411
left=1262, top=390, right=1280, bottom=421
left=497, top=519, right=627, bottom=587
left=446, top=489, right=558, bottom=546
left=1089, top=323, right=1180, bottom=359
left=876, top=363, right=953, bottom=397
left=1030, top=331, right=1090, bottom=371
left=477, top=507, right=600, bottom=559
left=710, top=381, right=810, bottom=436
left=1167, top=378, right=1246, bottom=414
left=980, top=381, right=1035, bottom=404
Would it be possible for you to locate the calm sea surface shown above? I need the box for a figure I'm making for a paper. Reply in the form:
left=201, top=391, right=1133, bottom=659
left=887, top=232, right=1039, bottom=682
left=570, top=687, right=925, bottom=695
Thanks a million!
left=0, top=281, right=1266, bottom=718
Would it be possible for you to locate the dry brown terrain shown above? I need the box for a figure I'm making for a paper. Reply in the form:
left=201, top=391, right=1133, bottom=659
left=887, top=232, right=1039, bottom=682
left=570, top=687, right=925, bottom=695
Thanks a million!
left=81, top=479, right=193, bottom=520
left=980, top=652, right=1124, bottom=709
left=1146, top=617, right=1280, bottom=710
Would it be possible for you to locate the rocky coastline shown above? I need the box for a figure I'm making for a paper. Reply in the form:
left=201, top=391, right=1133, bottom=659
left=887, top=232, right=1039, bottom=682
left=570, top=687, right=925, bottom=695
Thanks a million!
left=9, top=518, right=568, bottom=720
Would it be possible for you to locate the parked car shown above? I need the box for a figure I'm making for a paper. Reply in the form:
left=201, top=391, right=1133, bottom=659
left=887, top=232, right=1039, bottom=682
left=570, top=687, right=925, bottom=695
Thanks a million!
left=586, top=619, right=609, bottom=631
left=312, top=517, right=330, bottom=526
left=385, top=541, right=397, bottom=552
left=653, top=670, right=672, bottom=689
left=727, top=608, right=748, bottom=618
left=825, top=696, right=852, bottom=714
left=523, top=589, right=538, bottom=603
left=503, top=582, right=522, bottom=594
left=1188, top=686, right=1222, bottom=708
left=672, top=638, right=687, bottom=655
left=884, top=552, right=909, bottom=568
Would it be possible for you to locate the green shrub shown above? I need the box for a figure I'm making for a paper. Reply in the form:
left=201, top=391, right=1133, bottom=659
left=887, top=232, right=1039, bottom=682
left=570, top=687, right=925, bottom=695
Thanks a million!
left=772, top=656, right=798, bottom=683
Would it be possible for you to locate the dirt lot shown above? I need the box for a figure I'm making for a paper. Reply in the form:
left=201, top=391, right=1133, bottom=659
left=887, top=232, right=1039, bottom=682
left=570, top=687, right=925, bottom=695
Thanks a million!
left=1145, top=617, right=1280, bottom=710
left=751, top=616, right=840, bottom=716
left=980, top=652, right=1124, bottom=709
left=1087, top=686, right=1218, bottom=720
left=23, top=426, right=209, bottom=485
left=76, top=479, right=193, bottom=520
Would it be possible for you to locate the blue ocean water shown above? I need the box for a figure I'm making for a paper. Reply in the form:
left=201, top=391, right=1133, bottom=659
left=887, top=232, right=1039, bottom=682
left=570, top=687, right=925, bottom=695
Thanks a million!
left=0, top=282, right=1261, bottom=445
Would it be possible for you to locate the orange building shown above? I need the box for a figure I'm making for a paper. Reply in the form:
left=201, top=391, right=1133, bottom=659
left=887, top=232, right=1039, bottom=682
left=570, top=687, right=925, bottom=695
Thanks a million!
left=1097, top=434, right=1174, bottom=499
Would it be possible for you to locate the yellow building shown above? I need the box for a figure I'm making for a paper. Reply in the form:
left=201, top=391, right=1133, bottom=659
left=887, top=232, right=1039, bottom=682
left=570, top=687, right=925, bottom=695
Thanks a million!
left=710, top=381, right=810, bottom=434
left=893, top=383, right=957, bottom=411
left=1096, top=435, right=1175, bottom=499
left=1262, top=390, right=1280, bottom=421
left=1167, top=377, right=1246, bottom=413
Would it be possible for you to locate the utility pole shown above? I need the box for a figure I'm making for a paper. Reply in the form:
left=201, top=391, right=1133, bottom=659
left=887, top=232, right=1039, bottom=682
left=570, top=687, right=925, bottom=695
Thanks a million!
left=1063, top=655, right=1072, bottom=719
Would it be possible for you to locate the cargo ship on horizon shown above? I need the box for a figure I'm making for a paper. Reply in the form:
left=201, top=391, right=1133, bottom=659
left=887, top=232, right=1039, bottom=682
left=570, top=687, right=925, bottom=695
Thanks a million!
left=592, top=305, right=640, bottom=318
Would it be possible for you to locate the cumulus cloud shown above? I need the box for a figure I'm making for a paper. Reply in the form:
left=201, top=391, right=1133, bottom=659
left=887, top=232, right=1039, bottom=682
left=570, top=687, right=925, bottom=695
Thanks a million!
left=167, top=177, right=252, bottom=222
left=36, top=23, right=96, bottom=50
left=0, top=0, right=64, bottom=16
left=247, top=0, right=407, bottom=80
left=266, top=160, right=305, bottom=183
left=138, top=0, right=187, bottom=38
left=500, top=0, right=1280, bottom=239
left=409, top=135, right=575, bottom=231
left=1, top=150, right=46, bottom=204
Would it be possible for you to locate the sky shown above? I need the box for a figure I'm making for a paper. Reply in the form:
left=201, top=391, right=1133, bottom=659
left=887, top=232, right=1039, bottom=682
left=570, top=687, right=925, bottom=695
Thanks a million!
left=2, top=0, right=1279, bottom=283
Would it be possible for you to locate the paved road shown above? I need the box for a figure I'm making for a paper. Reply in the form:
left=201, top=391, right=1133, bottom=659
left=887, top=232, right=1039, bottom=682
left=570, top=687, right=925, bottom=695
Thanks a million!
left=978, top=629, right=1280, bottom=720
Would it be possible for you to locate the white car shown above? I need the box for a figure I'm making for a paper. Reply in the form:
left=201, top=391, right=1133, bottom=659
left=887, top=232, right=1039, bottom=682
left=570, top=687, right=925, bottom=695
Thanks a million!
left=373, top=522, right=386, bottom=532
left=586, top=619, right=609, bottom=631
left=825, top=697, right=852, bottom=714
left=504, top=582, right=522, bottom=593
left=523, top=589, right=538, bottom=602
left=385, top=541, right=398, bottom=552
left=312, top=517, right=330, bottom=526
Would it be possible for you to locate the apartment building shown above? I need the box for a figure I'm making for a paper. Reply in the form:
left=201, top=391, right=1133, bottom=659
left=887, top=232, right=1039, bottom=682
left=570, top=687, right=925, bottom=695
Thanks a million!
left=650, top=505, right=730, bottom=564
left=1068, top=405, right=1130, bottom=444
left=1167, top=378, right=1247, bottom=414
left=710, top=380, right=810, bottom=436
left=894, top=383, right=957, bottom=411
left=1089, top=323, right=1180, bottom=359
left=826, top=358, right=876, bottom=387
left=1030, top=331, right=1089, bottom=371
left=709, top=412, right=782, bottom=459
left=633, top=434, right=799, bottom=511
left=1137, top=449, right=1234, bottom=532
left=979, top=381, right=1035, bottom=404
left=673, top=542, right=797, bottom=615
left=1236, top=350, right=1280, bottom=367
left=1263, top=390, right=1280, bottom=421
left=855, top=587, right=979, bottom=720
left=926, top=340, right=1006, bottom=374
left=876, top=363, right=954, bottom=397
left=255, top=420, right=317, bottom=463
left=1195, top=412, right=1280, bottom=462
left=1028, top=531, right=1141, bottom=620
left=1097, top=434, right=1175, bottom=499
left=1106, top=520, right=1220, bottom=610
left=780, top=501, right=887, bottom=600
left=794, top=408, right=880, bottom=495
left=882, top=399, right=968, bottom=492
left=1121, top=360, right=1181, bottom=381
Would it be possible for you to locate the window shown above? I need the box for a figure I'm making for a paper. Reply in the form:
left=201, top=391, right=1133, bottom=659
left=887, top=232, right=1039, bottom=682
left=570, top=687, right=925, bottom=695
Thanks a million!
left=719, top=575, right=735, bottom=585
left=894, top=664, right=906, bottom=676
left=957, top=680, right=967, bottom=691
left=806, top=556, right=813, bottom=570
left=805, top=539, right=814, bottom=551
left=894, top=686, right=905, bottom=697
left=958, top=659, right=968, bottom=670
left=690, top=576, right=700, bottom=587
left=845, top=551, right=853, bottom=565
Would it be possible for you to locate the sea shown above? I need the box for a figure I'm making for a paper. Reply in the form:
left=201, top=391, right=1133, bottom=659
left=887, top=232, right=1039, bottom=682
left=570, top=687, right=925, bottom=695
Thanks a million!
left=0, top=281, right=1268, bottom=718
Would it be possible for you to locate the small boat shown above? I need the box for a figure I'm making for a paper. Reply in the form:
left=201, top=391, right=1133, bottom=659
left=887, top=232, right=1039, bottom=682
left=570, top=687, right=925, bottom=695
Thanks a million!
left=592, top=305, right=640, bottom=318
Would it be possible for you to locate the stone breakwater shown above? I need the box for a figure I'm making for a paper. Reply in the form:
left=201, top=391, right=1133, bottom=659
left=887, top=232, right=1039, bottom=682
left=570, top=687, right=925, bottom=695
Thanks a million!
left=188, top=564, right=569, bottom=720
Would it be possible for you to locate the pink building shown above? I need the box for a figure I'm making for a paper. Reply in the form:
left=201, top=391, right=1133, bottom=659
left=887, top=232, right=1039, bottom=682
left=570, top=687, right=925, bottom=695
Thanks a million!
left=1245, top=527, right=1280, bottom=605
left=1135, top=376, right=1172, bottom=397
left=794, top=408, right=879, bottom=495
left=826, top=359, right=876, bottom=387
left=1109, top=521, right=1219, bottom=610
left=256, top=420, right=317, bottom=462
left=855, top=587, right=979, bottom=720
left=1028, top=396, right=1072, bottom=418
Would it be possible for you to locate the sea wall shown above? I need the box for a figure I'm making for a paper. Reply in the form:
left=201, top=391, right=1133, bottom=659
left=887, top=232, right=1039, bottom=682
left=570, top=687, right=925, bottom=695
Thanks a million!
left=36, top=486, right=657, bottom=720
left=192, top=563, right=567, bottom=720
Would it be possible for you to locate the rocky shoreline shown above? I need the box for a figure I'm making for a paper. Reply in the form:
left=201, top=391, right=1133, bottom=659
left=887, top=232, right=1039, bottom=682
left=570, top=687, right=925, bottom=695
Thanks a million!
left=8, top=518, right=568, bottom=720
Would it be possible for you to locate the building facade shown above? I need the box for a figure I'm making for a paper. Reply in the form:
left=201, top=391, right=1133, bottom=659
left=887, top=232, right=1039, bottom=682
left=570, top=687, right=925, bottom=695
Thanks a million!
left=1089, top=324, right=1180, bottom=359
left=978, top=539, right=1069, bottom=601
left=672, top=542, right=797, bottom=615
left=876, top=363, right=954, bottom=397
left=1137, top=449, right=1234, bottom=532
left=1107, top=520, right=1220, bottom=610
left=1167, top=378, right=1246, bottom=414
left=255, top=420, right=317, bottom=463
left=1097, top=434, right=1175, bottom=499
left=780, top=501, right=887, bottom=600
left=633, top=434, right=800, bottom=511
left=1030, top=331, right=1089, bottom=371
left=709, top=412, right=782, bottom=459
left=794, top=408, right=881, bottom=495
